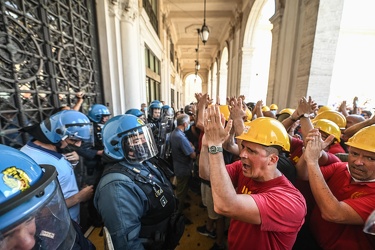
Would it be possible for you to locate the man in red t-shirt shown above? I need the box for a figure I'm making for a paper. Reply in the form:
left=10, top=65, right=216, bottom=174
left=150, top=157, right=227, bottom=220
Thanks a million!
left=201, top=106, right=306, bottom=250
left=300, top=125, right=375, bottom=249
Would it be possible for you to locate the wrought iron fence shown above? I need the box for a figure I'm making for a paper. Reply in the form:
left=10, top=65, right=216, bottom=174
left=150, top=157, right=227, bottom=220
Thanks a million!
left=0, top=0, right=102, bottom=148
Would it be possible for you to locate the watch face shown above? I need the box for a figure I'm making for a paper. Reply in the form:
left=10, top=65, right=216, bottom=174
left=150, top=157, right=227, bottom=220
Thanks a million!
left=208, top=146, right=222, bottom=154
left=209, top=146, right=216, bottom=153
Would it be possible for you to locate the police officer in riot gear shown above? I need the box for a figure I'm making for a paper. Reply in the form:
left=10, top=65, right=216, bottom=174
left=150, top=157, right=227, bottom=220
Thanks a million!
left=0, top=145, right=95, bottom=250
left=77, top=104, right=111, bottom=229
left=20, top=110, right=94, bottom=224
left=147, top=100, right=163, bottom=139
left=80, top=104, right=111, bottom=182
left=157, top=105, right=175, bottom=160
left=94, top=114, right=184, bottom=250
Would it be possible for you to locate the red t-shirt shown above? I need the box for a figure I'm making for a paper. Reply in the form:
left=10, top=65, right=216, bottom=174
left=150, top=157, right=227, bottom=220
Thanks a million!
left=294, top=153, right=341, bottom=220
left=310, top=162, right=375, bottom=249
left=226, top=161, right=307, bottom=250
left=290, top=137, right=304, bottom=165
left=290, top=137, right=341, bottom=165
left=328, top=142, right=346, bottom=154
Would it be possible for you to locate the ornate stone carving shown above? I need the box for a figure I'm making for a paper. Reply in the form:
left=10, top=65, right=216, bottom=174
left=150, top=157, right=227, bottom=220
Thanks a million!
left=108, top=0, right=137, bottom=21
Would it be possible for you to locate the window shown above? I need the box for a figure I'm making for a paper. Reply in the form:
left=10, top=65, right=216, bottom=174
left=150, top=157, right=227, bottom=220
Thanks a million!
left=143, top=0, right=158, bottom=34
left=171, top=89, right=175, bottom=109
left=150, top=53, right=155, bottom=72
left=145, top=46, right=160, bottom=75
left=145, top=46, right=161, bottom=103
left=170, top=39, right=174, bottom=65
left=146, top=77, right=161, bottom=104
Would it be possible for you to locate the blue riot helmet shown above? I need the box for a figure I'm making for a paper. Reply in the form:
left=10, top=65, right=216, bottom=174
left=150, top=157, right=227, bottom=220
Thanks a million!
left=151, top=100, right=161, bottom=105
left=40, top=110, right=93, bottom=144
left=125, top=108, right=146, bottom=122
left=102, top=114, right=158, bottom=163
left=88, top=104, right=111, bottom=123
left=125, top=108, right=144, bottom=117
left=0, top=145, right=76, bottom=249
left=161, top=105, right=174, bottom=118
left=148, top=100, right=162, bottom=121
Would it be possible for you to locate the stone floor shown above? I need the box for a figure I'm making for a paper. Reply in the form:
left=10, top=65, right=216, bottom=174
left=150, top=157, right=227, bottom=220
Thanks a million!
left=87, top=190, right=227, bottom=250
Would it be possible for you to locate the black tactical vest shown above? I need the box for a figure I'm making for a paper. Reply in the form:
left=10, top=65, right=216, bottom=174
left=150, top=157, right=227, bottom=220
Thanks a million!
left=102, top=161, right=177, bottom=248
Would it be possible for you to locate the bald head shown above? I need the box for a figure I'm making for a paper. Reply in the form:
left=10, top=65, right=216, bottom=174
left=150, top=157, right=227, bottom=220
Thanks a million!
left=346, top=114, right=365, bottom=129
left=263, top=111, right=276, bottom=119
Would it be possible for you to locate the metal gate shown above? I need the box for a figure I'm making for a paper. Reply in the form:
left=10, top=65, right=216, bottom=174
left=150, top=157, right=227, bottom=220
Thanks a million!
left=0, top=0, right=102, bottom=148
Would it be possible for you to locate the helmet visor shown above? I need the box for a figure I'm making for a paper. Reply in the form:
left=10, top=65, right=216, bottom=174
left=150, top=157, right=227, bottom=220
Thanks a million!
left=122, top=125, right=158, bottom=163
left=0, top=176, right=75, bottom=250
left=65, top=122, right=94, bottom=145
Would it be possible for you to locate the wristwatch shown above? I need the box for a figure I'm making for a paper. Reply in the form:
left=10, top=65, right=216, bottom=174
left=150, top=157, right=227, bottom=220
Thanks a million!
left=298, top=113, right=310, bottom=119
left=208, top=145, right=223, bottom=154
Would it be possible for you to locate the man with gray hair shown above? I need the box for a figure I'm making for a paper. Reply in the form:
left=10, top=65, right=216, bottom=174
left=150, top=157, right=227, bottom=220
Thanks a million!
left=170, top=114, right=196, bottom=224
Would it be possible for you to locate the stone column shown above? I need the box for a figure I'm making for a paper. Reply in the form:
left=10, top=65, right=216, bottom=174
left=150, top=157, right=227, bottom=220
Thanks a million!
left=96, top=0, right=126, bottom=115
left=228, top=10, right=242, bottom=98
left=267, top=7, right=283, bottom=106
left=307, top=0, right=344, bottom=105
left=119, top=0, right=142, bottom=110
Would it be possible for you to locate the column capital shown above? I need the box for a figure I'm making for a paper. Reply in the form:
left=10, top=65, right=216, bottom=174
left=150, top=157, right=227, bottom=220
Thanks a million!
left=108, top=0, right=137, bottom=21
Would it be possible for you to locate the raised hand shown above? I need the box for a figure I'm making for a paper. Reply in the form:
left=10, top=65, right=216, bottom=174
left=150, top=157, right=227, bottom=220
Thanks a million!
left=204, top=105, right=232, bottom=146
left=229, top=96, right=246, bottom=121
left=304, top=128, right=334, bottom=164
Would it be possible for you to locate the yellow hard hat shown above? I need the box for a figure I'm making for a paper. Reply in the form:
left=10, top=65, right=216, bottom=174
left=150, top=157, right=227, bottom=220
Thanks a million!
left=270, top=104, right=278, bottom=110
left=236, top=117, right=290, bottom=152
left=313, top=110, right=346, bottom=129
left=312, top=119, right=341, bottom=142
left=346, top=125, right=375, bottom=153
left=245, top=108, right=252, bottom=122
left=219, top=105, right=230, bottom=121
left=317, top=105, right=333, bottom=114
left=278, top=108, right=295, bottom=116
left=243, top=121, right=252, bottom=130
left=262, top=106, right=270, bottom=112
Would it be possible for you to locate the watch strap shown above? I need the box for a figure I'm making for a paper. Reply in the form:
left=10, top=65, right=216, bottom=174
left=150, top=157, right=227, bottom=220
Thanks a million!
left=298, top=113, right=309, bottom=119
left=208, top=145, right=223, bottom=154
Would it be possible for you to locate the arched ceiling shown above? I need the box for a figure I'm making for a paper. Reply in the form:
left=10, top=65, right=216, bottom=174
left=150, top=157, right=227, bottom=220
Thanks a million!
left=164, top=0, right=246, bottom=75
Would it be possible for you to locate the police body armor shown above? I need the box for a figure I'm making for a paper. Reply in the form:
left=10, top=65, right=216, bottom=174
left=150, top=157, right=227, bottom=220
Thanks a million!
left=102, top=161, right=184, bottom=250
left=93, top=123, right=104, bottom=150
left=147, top=116, right=161, bottom=148
left=157, top=108, right=175, bottom=160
